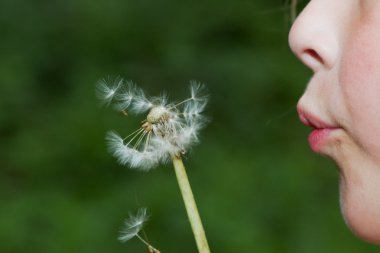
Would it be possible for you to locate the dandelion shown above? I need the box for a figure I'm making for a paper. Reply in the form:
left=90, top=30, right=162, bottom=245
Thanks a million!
left=98, top=78, right=211, bottom=253
left=97, top=78, right=208, bottom=171
left=119, top=208, right=160, bottom=253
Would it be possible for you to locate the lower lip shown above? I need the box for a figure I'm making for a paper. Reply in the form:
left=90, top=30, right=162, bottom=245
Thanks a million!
left=308, top=128, right=336, bottom=152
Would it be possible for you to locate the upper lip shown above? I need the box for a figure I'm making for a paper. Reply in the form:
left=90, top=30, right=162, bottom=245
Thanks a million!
left=297, top=107, right=338, bottom=129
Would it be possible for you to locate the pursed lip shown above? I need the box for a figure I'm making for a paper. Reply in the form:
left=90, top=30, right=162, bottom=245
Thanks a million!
left=297, top=107, right=341, bottom=152
left=297, top=107, right=337, bottom=129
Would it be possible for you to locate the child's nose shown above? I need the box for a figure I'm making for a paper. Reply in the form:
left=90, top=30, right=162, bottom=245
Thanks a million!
left=288, top=0, right=338, bottom=72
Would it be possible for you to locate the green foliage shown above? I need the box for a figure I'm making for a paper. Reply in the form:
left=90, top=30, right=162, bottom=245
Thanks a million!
left=0, top=0, right=378, bottom=252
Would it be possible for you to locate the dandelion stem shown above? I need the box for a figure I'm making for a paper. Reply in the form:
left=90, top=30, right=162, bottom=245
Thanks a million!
left=172, top=155, right=211, bottom=253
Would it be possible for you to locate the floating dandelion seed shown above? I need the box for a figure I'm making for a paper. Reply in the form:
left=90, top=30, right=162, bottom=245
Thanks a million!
left=97, top=78, right=208, bottom=171
left=119, top=208, right=160, bottom=253
left=118, top=207, right=148, bottom=242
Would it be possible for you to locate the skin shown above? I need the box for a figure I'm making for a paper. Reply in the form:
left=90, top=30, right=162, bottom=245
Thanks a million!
left=289, top=0, right=380, bottom=243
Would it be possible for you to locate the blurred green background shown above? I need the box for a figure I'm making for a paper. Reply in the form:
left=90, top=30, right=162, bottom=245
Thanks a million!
left=1, top=0, right=378, bottom=252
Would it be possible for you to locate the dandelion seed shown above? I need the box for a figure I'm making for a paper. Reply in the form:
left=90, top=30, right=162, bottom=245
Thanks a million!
left=189, top=80, right=208, bottom=102
left=114, top=80, right=136, bottom=111
left=99, top=79, right=208, bottom=171
left=118, top=208, right=149, bottom=242
left=96, top=76, right=123, bottom=106
left=118, top=208, right=160, bottom=252
left=130, top=86, right=154, bottom=114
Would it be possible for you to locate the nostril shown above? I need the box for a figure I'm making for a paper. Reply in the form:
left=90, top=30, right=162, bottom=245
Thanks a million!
left=301, top=49, right=325, bottom=71
left=304, top=49, right=324, bottom=64
left=305, top=49, right=324, bottom=64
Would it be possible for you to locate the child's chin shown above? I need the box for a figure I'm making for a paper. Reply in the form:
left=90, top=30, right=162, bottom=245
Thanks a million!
left=345, top=217, right=380, bottom=244
left=340, top=195, right=380, bottom=244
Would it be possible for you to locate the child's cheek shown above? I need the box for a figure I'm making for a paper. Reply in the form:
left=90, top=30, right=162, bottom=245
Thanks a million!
left=339, top=23, right=380, bottom=159
left=337, top=21, right=380, bottom=242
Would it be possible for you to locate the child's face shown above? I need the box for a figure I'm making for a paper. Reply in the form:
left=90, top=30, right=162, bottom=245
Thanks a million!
left=289, top=0, right=380, bottom=243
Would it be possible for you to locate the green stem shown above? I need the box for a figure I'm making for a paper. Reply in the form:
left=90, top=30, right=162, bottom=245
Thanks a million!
left=172, top=155, right=211, bottom=253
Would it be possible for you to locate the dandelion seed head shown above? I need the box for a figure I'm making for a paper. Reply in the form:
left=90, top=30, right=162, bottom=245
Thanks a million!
left=98, top=78, right=209, bottom=171
left=147, top=106, right=171, bottom=124
left=118, top=208, right=149, bottom=243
